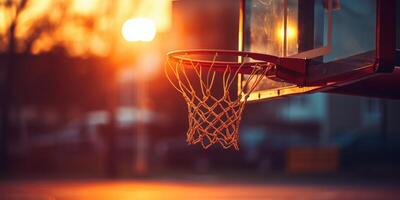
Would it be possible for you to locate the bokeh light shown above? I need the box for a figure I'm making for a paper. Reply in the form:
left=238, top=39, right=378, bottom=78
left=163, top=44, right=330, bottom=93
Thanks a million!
left=122, top=18, right=157, bottom=42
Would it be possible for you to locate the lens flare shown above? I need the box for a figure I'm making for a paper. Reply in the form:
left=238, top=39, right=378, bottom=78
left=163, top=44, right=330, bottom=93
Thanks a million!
left=122, top=18, right=156, bottom=42
left=277, top=24, right=297, bottom=41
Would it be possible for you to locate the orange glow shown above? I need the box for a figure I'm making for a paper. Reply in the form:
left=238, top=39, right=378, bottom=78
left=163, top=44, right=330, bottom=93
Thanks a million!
left=129, top=0, right=172, bottom=32
left=0, top=180, right=395, bottom=200
left=277, top=24, right=297, bottom=41
left=72, top=0, right=99, bottom=15
left=1, top=0, right=172, bottom=56
left=122, top=18, right=156, bottom=42
left=0, top=7, right=9, bottom=35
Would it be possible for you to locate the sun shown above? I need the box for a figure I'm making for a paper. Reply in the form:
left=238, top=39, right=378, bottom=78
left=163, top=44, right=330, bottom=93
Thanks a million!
left=122, top=18, right=157, bottom=42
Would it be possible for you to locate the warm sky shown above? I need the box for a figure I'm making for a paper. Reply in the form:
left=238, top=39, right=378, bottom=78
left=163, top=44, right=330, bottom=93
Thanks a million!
left=0, top=0, right=171, bottom=57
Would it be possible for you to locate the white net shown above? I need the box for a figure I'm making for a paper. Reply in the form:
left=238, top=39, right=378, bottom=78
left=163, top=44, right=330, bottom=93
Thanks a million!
left=165, top=52, right=274, bottom=150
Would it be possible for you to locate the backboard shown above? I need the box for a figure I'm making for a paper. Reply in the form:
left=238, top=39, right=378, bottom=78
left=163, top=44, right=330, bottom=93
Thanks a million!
left=239, top=0, right=397, bottom=101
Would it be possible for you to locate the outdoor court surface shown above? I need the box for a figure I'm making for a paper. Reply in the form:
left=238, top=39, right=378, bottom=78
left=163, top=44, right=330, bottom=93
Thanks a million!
left=0, top=180, right=399, bottom=200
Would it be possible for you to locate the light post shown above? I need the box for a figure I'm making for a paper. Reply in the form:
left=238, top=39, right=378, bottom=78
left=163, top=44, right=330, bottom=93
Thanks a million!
left=122, top=18, right=157, bottom=175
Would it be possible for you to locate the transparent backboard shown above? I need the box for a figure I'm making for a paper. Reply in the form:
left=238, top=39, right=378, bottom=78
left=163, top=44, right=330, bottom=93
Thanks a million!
left=239, top=0, right=378, bottom=101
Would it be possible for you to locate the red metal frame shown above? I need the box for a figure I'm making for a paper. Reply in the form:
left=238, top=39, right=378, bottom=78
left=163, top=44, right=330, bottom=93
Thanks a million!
left=376, top=0, right=397, bottom=72
left=167, top=49, right=307, bottom=75
left=238, top=0, right=398, bottom=100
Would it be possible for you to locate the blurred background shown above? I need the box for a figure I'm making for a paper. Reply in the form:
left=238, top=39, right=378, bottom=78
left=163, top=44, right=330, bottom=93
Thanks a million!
left=0, top=0, right=400, bottom=198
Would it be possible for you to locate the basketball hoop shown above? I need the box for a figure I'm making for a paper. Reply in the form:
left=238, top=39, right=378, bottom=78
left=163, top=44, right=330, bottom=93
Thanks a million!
left=165, top=49, right=278, bottom=150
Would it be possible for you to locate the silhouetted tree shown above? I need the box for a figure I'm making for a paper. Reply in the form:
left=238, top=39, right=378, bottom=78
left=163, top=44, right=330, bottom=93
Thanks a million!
left=0, top=0, right=29, bottom=174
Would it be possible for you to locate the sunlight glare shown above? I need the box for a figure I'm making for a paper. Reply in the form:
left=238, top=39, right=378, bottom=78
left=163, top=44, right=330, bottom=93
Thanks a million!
left=277, top=24, right=297, bottom=41
left=122, top=18, right=156, bottom=42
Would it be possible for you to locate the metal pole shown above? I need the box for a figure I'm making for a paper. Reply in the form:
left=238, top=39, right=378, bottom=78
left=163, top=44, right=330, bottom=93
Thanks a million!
left=135, top=79, right=148, bottom=175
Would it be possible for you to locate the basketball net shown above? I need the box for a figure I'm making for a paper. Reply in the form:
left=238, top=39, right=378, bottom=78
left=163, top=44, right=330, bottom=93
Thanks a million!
left=165, top=52, right=274, bottom=150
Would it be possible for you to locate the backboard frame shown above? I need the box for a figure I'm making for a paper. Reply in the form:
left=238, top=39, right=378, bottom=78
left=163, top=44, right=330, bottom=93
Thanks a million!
left=238, top=0, right=397, bottom=102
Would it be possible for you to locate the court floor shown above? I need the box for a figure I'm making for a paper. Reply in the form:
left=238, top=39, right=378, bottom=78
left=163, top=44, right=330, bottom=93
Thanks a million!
left=0, top=179, right=399, bottom=200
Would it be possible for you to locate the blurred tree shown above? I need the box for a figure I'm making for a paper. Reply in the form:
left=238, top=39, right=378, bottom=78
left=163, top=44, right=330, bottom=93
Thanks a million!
left=0, top=0, right=171, bottom=175
left=0, top=0, right=29, bottom=175
left=0, top=0, right=171, bottom=57
left=0, top=0, right=113, bottom=174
